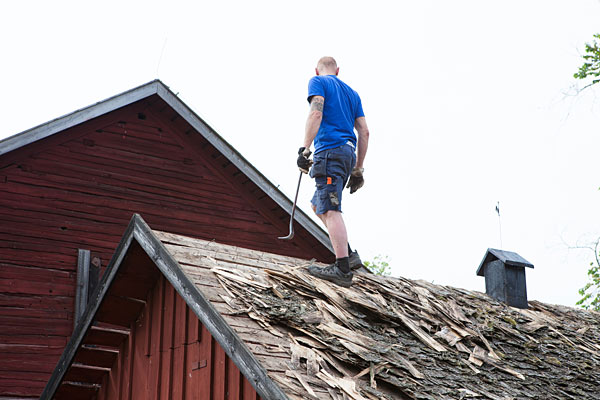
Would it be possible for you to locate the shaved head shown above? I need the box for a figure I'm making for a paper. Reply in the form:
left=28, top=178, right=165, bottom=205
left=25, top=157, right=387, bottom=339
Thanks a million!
left=316, top=56, right=338, bottom=75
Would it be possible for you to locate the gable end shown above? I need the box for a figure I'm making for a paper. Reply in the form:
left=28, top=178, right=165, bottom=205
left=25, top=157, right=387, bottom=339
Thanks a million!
left=40, top=214, right=288, bottom=400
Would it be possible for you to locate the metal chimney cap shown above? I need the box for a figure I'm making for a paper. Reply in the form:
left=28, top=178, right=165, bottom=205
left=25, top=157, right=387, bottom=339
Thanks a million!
left=476, top=248, right=534, bottom=276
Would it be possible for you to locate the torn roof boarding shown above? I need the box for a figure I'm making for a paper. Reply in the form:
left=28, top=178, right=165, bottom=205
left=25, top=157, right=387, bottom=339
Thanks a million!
left=177, top=238, right=599, bottom=399
left=44, top=215, right=600, bottom=399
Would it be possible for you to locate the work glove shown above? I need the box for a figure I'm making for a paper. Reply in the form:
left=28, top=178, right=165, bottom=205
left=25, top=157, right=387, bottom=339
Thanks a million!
left=297, top=147, right=313, bottom=174
left=346, top=167, right=364, bottom=194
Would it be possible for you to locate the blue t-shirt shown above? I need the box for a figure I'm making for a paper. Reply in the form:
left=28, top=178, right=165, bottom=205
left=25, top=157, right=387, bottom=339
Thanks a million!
left=307, top=75, right=364, bottom=154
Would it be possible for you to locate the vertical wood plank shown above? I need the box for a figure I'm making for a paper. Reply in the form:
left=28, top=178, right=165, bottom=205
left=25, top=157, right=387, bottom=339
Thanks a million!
left=172, top=293, right=187, bottom=400
left=124, top=321, right=136, bottom=400
left=115, top=334, right=126, bottom=400
left=184, top=305, right=200, bottom=399
left=197, top=323, right=213, bottom=400
left=148, top=276, right=165, bottom=400
left=131, top=291, right=151, bottom=399
left=74, top=249, right=90, bottom=328
left=212, top=340, right=226, bottom=399
left=181, top=304, right=189, bottom=400
left=159, top=281, right=176, bottom=400
left=242, top=378, right=257, bottom=400
left=145, top=285, right=154, bottom=357
left=226, top=357, right=241, bottom=400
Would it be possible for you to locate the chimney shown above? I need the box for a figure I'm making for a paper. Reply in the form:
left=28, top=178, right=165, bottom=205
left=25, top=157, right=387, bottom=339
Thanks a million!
left=476, top=249, right=534, bottom=309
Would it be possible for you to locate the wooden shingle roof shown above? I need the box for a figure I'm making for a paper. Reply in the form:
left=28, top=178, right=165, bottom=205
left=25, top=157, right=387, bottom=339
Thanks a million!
left=159, top=231, right=600, bottom=399
left=43, top=215, right=600, bottom=399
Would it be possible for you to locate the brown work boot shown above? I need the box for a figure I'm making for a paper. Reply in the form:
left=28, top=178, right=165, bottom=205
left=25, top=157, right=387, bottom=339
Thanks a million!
left=307, top=262, right=353, bottom=288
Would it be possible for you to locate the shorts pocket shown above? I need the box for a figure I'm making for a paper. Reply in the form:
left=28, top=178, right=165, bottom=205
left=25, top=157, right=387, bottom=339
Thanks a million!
left=309, top=155, right=327, bottom=178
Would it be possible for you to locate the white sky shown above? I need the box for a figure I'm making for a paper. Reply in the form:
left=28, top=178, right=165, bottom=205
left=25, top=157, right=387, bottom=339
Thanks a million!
left=1, top=0, right=600, bottom=307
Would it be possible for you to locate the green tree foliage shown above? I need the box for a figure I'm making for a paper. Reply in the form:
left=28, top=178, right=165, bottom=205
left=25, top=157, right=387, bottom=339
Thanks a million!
left=574, top=33, right=600, bottom=90
left=364, top=255, right=391, bottom=276
left=576, top=239, right=600, bottom=311
left=572, top=35, right=600, bottom=309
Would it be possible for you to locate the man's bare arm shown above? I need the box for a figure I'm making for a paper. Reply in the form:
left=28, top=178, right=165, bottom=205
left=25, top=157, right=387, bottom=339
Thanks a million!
left=354, top=116, right=370, bottom=169
left=303, top=96, right=324, bottom=149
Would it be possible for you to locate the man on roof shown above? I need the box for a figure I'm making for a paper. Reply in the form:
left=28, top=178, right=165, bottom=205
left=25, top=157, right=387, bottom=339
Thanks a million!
left=297, top=56, right=370, bottom=287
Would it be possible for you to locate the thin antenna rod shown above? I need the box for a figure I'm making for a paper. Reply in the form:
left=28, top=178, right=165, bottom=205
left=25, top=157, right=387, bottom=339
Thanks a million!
left=156, top=37, right=168, bottom=78
left=496, top=201, right=503, bottom=249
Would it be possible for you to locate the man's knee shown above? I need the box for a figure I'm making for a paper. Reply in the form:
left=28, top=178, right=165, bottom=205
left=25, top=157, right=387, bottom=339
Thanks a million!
left=322, top=210, right=342, bottom=222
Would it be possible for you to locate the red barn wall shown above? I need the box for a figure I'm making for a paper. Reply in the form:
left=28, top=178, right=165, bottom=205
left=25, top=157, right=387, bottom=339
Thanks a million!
left=84, top=274, right=260, bottom=400
left=0, top=95, right=329, bottom=398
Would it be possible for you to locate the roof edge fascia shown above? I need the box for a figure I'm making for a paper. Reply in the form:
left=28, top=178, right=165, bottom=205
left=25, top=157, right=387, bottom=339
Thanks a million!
left=40, top=214, right=290, bottom=400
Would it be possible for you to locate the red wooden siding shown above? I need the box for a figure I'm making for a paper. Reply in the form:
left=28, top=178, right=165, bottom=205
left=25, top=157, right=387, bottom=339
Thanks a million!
left=0, top=94, right=330, bottom=398
left=58, top=274, right=260, bottom=400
